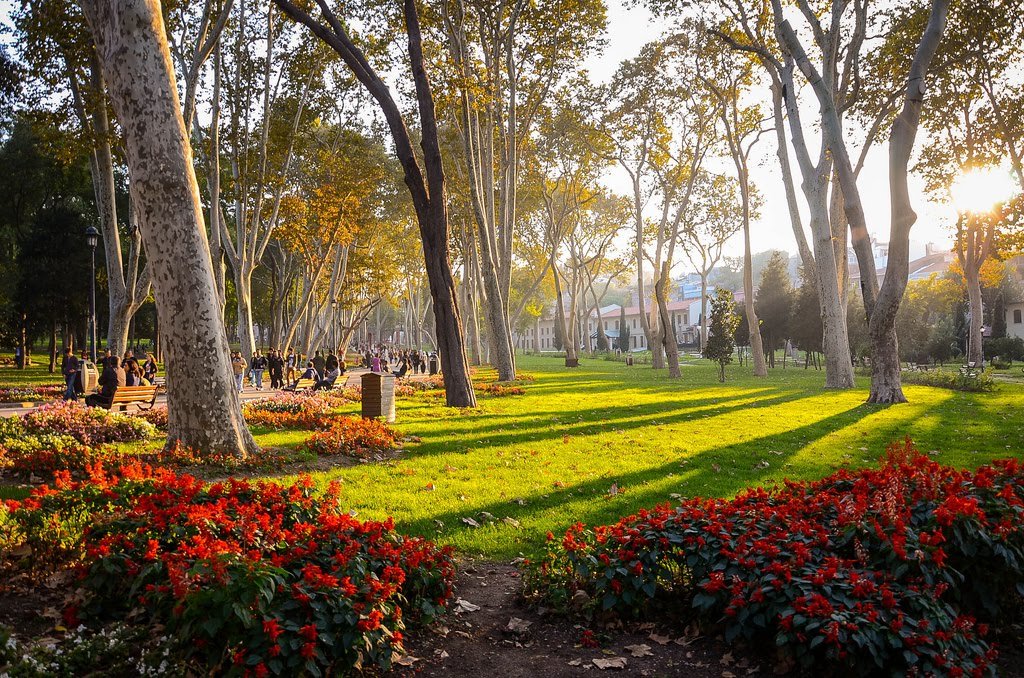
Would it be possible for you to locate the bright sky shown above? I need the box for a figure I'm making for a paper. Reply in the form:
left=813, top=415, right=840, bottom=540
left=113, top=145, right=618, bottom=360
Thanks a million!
left=583, top=0, right=959, bottom=267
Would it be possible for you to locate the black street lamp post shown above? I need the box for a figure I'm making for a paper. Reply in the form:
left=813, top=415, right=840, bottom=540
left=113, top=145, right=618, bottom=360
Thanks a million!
left=85, top=226, right=99, bottom=363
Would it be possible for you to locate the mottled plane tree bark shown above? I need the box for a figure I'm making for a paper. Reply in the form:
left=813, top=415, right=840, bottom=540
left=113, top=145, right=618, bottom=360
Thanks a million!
left=78, top=0, right=259, bottom=457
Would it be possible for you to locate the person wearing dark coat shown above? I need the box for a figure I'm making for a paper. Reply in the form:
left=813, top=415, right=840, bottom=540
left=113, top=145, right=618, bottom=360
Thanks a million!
left=85, top=356, right=126, bottom=407
left=268, top=349, right=285, bottom=389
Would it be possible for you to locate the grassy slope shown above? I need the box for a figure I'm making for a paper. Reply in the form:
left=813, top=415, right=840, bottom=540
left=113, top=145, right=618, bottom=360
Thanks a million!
left=3, top=355, right=1023, bottom=560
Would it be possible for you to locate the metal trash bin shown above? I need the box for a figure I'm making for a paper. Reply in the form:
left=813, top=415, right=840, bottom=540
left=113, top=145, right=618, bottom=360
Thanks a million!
left=77, top=361, right=99, bottom=394
left=361, top=372, right=396, bottom=423
left=428, top=354, right=439, bottom=375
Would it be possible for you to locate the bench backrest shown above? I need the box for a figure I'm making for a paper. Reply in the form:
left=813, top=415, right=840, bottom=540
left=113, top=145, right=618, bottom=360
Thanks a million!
left=111, top=386, right=158, bottom=403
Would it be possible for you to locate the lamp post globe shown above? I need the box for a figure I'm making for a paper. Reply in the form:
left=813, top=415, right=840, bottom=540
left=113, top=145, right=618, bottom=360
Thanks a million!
left=85, top=226, right=99, bottom=363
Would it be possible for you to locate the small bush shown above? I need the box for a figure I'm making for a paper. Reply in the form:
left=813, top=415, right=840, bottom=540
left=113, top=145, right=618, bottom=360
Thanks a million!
left=527, top=441, right=1023, bottom=675
left=984, top=336, right=1024, bottom=363
left=304, top=416, right=398, bottom=459
left=243, top=393, right=334, bottom=430
left=2, top=469, right=455, bottom=675
left=901, top=369, right=995, bottom=392
left=133, top=406, right=168, bottom=431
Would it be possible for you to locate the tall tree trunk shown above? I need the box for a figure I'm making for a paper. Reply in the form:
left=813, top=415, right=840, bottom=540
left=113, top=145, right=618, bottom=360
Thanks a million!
left=771, top=76, right=816, bottom=283
left=552, top=258, right=576, bottom=362
left=699, top=273, right=709, bottom=351
left=777, top=62, right=854, bottom=389
left=274, top=0, right=476, bottom=407
left=742, top=188, right=768, bottom=378
left=867, top=0, right=949, bottom=403
left=965, top=264, right=984, bottom=366
left=80, top=0, right=258, bottom=458
left=235, top=267, right=256, bottom=357
left=655, top=261, right=681, bottom=377
left=48, top=322, right=57, bottom=373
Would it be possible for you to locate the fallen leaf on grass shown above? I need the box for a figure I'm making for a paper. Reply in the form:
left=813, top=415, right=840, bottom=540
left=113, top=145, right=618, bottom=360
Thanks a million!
left=720, top=651, right=735, bottom=666
left=501, top=517, right=521, bottom=528
left=607, top=483, right=621, bottom=496
left=461, top=517, right=481, bottom=528
left=624, top=644, right=653, bottom=657
left=424, top=483, right=435, bottom=491
left=593, top=657, right=627, bottom=670
left=753, top=460, right=770, bottom=470
left=711, top=463, right=722, bottom=473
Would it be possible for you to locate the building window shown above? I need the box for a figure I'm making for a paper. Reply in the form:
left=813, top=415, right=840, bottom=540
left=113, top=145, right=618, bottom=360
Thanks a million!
left=1014, top=309, right=1022, bottom=324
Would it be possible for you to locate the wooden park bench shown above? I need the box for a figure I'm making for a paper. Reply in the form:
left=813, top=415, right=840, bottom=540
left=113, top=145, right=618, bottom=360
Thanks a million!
left=285, top=378, right=317, bottom=392
left=102, top=385, right=158, bottom=411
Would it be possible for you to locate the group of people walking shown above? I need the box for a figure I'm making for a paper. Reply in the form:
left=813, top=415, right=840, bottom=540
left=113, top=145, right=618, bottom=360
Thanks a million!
left=357, top=345, right=438, bottom=378
left=230, top=348, right=347, bottom=393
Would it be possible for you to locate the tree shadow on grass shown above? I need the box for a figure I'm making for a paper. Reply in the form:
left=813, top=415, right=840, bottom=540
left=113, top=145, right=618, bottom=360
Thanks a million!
left=393, top=402, right=901, bottom=559
left=398, top=388, right=815, bottom=459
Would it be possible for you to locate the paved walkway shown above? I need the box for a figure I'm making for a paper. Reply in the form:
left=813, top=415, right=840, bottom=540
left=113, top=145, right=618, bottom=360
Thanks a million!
left=0, top=367, right=437, bottom=417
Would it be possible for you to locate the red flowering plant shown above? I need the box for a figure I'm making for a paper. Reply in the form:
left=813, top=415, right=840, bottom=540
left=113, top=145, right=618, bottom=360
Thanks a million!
left=243, top=393, right=335, bottom=430
left=526, top=440, right=1024, bottom=676
left=478, top=383, right=526, bottom=397
left=156, top=440, right=298, bottom=471
left=2, top=468, right=455, bottom=675
left=303, top=416, right=399, bottom=459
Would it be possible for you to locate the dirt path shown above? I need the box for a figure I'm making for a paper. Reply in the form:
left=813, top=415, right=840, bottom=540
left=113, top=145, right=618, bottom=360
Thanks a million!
left=400, top=564, right=761, bottom=677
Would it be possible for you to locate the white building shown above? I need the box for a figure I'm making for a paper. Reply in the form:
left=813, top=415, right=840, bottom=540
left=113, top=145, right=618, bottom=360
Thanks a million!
left=516, top=299, right=702, bottom=352
left=1007, top=300, right=1024, bottom=340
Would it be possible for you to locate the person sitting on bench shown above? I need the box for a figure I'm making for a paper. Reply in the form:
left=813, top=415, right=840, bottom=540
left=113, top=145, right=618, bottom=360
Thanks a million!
left=85, top=356, right=125, bottom=408
left=315, top=365, right=340, bottom=390
left=287, top=361, right=320, bottom=390
left=392, top=358, right=409, bottom=378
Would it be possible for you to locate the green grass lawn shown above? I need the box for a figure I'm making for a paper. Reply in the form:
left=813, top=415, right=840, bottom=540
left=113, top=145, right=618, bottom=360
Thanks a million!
left=263, top=354, right=1024, bottom=561
left=4, top=354, right=1024, bottom=561
left=0, top=363, right=68, bottom=388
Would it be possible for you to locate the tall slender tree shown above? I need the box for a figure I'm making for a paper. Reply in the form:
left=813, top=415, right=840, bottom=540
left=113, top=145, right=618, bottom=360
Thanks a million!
left=77, top=0, right=258, bottom=457
left=273, top=0, right=476, bottom=407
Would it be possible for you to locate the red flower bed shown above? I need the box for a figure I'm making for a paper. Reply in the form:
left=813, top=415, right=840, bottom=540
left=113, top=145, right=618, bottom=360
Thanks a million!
left=243, top=393, right=335, bottom=430
left=0, top=435, right=125, bottom=477
left=2, top=465, right=454, bottom=674
left=303, top=416, right=398, bottom=459
left=528, top=440, right=1024, bottom=675
left=479, top=383, right=526, bottom=397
